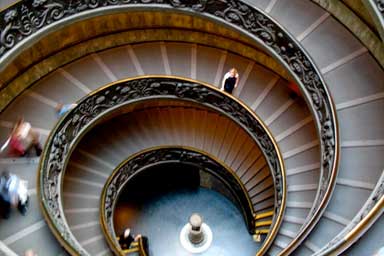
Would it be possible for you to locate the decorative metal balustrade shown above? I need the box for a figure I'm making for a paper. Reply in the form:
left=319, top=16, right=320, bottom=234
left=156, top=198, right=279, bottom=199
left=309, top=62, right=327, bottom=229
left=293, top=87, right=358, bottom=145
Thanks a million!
left=313, top=171, right=384, bottom=256
left=364, top=0, right=384, bottom=42
left=38, top=76, right=286, bottom=255
left=376, top=0, right=384, bottom=13
left=0, top=0, right=340, bottom=254
left=100, top=147, right=261, bottom=255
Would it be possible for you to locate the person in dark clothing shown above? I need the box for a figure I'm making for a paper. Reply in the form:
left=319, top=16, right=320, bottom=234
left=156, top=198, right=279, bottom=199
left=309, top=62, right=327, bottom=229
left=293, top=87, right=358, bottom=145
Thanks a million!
left=119, top=228, right=149, bottom=255
left=0, top=192, right=11, bottom=219
left=138, top=235, right=149, bottom=256
left=221, top=68, right=239, bottom=94
left=0, top=171, right=12, bottom=218
left=119, top=228, right=138, bottom=250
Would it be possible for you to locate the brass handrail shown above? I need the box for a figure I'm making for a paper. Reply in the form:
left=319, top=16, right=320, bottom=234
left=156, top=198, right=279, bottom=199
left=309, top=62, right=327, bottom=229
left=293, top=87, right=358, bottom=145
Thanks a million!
left=0, top=3, right=339, bottom=254
left=0, top=5, right=338, bottom=250
left=313, top=170, right=384, bottom=256
left=100, top=146, right=265, bottom=256
left=38, top=75, right=286, bottom=255
left=364, top=0, right=384, bottom=42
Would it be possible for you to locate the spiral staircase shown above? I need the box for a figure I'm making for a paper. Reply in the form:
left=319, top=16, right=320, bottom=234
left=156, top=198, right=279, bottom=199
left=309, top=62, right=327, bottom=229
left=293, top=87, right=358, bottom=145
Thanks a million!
left=0, top=0, right=383, bottom=256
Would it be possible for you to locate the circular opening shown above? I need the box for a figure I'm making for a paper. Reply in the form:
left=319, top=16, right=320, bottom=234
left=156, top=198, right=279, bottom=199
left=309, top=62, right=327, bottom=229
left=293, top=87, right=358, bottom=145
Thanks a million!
left=113, top=162, right=261, bottom=255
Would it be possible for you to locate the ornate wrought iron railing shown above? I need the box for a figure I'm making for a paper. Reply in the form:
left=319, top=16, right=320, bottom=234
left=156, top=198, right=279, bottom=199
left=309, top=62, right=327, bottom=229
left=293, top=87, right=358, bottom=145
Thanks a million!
left=0, top=1, right=339, bottom=254
left=364, top=0, right=384, bottom=42
left=100, top=146, right=261, bottom=255
left=313, top=170, right=384, bottom=255
left=38, top=76, right=286, bottom=255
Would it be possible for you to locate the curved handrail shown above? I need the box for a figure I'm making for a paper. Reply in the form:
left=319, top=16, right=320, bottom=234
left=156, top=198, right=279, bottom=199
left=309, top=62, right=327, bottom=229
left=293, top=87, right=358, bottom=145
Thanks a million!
left=313, top=170, right=384, bottom=255
left=38, top=76, right=286, bottom=255
left=0, top=1, right=339, bottom=254
left=364, top=0, right=384, bottom=42
left=100, top=146, right=261, bottom=255
left=138, top=236, right=148, bottom=256
left=311, top=0, right=384, bottom=68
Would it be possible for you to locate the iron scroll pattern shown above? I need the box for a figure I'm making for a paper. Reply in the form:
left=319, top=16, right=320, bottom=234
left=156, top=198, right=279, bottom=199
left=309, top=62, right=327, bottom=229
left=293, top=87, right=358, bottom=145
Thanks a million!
left=313, top=172, right=384, bottom=255
left=375, top=0, right=384, bottom=14
left=1, top=1, right=335, bottom=193
left=102, top=148, right=256, bottom=243
left=40, top=77, right=283, bottom=255
left=3, top=0, right=335, bottom=206
left=4, top=0, right=337, bottom=252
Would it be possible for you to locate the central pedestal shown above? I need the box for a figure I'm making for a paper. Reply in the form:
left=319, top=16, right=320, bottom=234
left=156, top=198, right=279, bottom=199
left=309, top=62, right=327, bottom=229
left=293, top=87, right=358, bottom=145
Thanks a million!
left=180, top=213, right=213, bottom=253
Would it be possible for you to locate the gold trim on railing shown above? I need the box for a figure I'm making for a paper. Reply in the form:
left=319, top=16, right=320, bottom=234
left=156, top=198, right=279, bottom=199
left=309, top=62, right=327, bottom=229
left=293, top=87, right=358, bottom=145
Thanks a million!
left=279, top=79, right=340, bottom=255
left=0, top=2, right=338, bottom=254
left=345, top=194, right=384, bottom=241
left=38, top=75, right=286, bottom=256
left=37, top=177, right=80, bottom=255
left=158, top=76, right=287, bottom=256
left=99, top=145, right=260, bottom=255
left=138, top=236, right=148, bottom=256
left=313, top=176, right=384, bottom=255
left=0, top=1, right=339, bottom=255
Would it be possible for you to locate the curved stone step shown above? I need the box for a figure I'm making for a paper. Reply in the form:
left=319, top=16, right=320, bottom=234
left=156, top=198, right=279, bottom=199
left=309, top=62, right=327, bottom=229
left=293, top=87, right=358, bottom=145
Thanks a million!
left=0, top=41, right=320, bottom=255
left=344, top=212, right=384, bottom=256
left=0, top=160, right=66, bottom=255
left=259, top=0, right=384, bottom=254
left=63, top=107, right=273, bottom=253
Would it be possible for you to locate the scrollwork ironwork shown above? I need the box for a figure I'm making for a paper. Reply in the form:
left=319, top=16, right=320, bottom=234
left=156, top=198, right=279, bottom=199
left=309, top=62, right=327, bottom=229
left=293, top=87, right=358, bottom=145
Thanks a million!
left=1, top=0, right=336, bottom=207
left=375, top=0, right=384, bottom=13
left=102, top=147, right=256, bottom=239
left=313, top=172, right=384, bottom=255
left=0, top=0, right=337, bottom=253
left=39, top=77, right=284, bottom=255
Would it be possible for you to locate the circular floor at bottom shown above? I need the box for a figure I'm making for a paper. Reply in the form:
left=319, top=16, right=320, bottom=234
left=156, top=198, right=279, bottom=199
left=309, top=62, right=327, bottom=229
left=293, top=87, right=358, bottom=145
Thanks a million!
left=114, top=187, right=260, bottom=256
